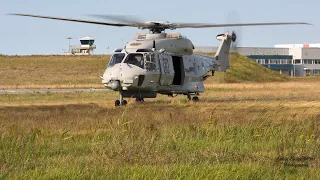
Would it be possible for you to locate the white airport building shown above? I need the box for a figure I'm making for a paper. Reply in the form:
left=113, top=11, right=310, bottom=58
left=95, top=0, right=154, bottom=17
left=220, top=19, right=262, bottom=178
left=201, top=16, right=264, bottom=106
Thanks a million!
left=65, top=37, right=96, bottom=55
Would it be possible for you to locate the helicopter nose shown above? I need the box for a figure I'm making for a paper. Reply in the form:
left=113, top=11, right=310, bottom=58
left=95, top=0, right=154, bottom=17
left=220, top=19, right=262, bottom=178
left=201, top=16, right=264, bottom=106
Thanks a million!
left=102, top=67, right=121, bottom=84
left=111, top=68, right=121, bottom=78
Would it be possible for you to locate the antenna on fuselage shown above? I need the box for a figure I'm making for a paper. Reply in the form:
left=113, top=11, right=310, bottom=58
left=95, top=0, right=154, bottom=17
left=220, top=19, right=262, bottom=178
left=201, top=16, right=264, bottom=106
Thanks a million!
left=123, top=45, right=129, bottom=54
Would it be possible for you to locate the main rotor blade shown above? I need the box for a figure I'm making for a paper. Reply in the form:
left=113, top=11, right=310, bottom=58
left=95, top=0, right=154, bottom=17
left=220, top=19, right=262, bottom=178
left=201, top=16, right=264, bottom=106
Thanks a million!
left=9, top=13, right=312, bottom=30
left=89, top=14, right=145, bottom=25
left=9, top=13, right=140, bottom=27
left=174, top=22, right=312, bottom=28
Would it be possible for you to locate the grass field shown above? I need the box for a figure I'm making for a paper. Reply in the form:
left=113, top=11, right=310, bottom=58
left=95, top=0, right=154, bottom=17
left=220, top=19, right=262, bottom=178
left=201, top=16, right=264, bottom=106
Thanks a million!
left=1, top=55, right=320, bottom=179
left=1, top=81, right=320, bottom=179
left=0, top=54, right=295, bottom=89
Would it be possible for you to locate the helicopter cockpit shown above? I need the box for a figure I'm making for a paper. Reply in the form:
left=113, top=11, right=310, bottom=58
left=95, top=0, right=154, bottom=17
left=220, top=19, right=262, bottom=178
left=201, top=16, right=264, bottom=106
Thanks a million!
left=108, top=53, right=125, bottom=67
left=124, top=53, right=144, bottom=68
left=107, top=50, right=157, bottom=71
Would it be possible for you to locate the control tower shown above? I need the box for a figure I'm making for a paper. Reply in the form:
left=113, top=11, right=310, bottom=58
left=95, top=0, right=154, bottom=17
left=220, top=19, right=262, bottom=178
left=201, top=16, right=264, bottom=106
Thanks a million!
left=65, top=37, right=96, bottom=55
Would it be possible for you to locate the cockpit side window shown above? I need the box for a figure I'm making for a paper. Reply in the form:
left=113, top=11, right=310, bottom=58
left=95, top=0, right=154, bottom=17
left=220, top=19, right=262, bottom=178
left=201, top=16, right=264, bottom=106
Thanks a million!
left=108, top=53, right=125, bottom=67
left=124, top=53, right=144, bottom=68
left=144, top=53, right=157, bottom=71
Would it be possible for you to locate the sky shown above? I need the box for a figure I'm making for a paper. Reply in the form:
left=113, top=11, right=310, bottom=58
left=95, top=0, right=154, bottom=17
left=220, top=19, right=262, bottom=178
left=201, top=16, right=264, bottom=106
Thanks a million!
left=0, top=0, right=319, bottom=55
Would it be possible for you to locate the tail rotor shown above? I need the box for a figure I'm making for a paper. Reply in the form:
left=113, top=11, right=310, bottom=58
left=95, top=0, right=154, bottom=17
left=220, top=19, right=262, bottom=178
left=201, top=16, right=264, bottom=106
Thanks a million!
left=225, top=11, right=241, bottom=53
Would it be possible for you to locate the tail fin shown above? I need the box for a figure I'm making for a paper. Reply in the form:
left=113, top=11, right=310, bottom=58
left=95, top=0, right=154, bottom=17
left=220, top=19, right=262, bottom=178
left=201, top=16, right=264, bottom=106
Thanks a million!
left=214, top=32, right=236, bottom=72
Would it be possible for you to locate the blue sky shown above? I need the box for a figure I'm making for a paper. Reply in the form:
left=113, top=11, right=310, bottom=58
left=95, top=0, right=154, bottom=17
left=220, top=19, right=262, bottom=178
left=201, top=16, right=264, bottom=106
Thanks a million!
left=1, top=0, right=318, bottom=55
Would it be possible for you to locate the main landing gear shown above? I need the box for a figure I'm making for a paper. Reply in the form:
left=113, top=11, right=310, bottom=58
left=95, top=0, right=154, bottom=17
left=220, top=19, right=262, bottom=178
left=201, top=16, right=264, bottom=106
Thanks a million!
left=187, top=93, right=199, bottom=102
left=135, top=97, right=145, bottom=103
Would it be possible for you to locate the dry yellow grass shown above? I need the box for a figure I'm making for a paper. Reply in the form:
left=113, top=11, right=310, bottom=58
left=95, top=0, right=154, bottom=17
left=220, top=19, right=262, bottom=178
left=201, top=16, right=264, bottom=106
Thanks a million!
left=2, top=54, right=317, bottom=89
left=0, top=55, right=110, bottom=88
left=1, top=81, right=320, bottom=106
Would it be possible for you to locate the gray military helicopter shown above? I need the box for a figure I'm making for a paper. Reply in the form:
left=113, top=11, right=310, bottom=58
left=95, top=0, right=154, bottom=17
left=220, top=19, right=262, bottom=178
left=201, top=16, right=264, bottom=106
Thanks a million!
left=10, top=13, right=310, bottom=106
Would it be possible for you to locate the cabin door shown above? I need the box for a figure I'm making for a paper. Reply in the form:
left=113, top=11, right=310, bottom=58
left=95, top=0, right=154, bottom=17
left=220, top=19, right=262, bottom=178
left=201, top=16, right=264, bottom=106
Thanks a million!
left=158, top=53, right=174, bottom=85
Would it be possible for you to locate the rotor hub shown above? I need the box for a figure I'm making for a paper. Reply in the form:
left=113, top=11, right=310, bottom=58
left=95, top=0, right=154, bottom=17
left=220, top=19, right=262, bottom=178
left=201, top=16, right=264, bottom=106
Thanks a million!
left=231, top=32, right=237, bottom=42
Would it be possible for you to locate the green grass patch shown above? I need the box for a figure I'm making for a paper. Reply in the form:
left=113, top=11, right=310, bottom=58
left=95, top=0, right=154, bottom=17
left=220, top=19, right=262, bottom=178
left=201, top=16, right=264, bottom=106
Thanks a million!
left=224, top=54, right=288, bottom=83
left=202, top=53, right=288, bottom=83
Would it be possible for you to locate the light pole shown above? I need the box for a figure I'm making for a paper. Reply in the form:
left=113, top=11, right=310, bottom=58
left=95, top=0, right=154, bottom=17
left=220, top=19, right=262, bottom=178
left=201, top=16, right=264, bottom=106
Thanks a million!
left=66, top=37, right=73, bottom=53
left=106, top=47, right=110, bottom=54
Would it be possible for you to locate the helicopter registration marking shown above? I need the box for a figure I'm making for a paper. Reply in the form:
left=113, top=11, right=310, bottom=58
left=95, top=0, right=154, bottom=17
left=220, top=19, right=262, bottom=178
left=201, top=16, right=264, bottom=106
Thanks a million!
left=130, top=42, right=142, bottom=46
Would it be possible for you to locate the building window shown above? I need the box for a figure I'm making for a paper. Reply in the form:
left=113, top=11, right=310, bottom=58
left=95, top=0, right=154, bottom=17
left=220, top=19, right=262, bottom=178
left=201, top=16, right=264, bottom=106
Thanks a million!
left=295, top=60, right=301, bottom=64
left=273, top=59, right=280, bottom=64
left=280, top=59, right=287, bottom=64
left=303, top=60, right=313, bottom=64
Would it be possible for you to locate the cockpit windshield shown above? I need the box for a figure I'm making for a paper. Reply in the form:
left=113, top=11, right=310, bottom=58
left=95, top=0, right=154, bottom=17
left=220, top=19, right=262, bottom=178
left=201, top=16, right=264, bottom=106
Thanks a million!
left=124, top=53, right=144, bottom=68
left=108, top=53, right=125, bottom=67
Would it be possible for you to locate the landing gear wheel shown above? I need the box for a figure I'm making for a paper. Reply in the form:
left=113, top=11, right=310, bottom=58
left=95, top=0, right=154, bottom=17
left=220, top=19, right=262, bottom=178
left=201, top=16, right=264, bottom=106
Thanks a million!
left=115, top=100, right=121, bottom=106
left=192, top=96, right=199, bottom=102
left=122, top=100, right=128, bottom=106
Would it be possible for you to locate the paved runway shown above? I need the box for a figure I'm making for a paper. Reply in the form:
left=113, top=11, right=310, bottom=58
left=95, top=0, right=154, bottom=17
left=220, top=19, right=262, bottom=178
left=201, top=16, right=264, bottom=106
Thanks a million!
left=0, top=88, right=110, bottom=94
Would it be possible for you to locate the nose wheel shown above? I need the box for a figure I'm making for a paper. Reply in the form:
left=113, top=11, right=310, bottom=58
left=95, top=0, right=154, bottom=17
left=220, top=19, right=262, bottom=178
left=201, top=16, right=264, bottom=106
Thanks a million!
left=115, top=93, right=128, bottom=106
left=115, top=100, right=127, bottom=106
left=115, top=100, right=120, bottom=106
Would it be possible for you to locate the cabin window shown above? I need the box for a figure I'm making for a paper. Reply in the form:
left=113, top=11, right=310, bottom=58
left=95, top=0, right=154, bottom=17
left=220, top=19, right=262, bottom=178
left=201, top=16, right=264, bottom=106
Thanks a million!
left=124, top=53, right=144, bottom=68
left=108, top=53, right=125, bottom=67
left=144, top=53, right=157, bottom=71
